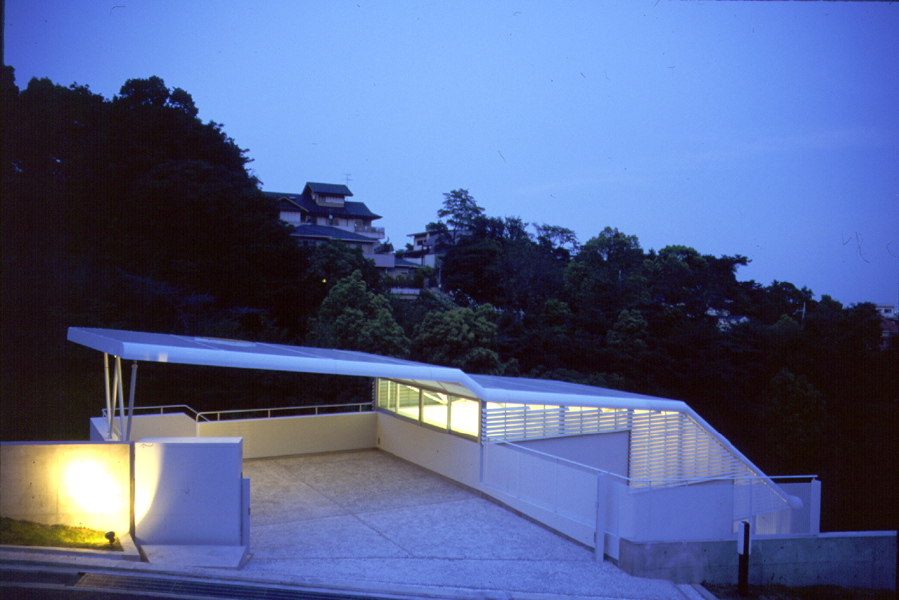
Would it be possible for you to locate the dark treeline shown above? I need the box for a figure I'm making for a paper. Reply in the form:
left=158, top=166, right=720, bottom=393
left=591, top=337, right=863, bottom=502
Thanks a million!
left=417, top=195, right=897, bottom=532
left=2, top=71, right=895, bottom=531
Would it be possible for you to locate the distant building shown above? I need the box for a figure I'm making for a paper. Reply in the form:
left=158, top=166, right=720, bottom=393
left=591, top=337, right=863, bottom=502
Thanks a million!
left=264, top=183, right=427, bottom=280
left=264, top=183, right=385, bottom=258
left=401, top=231, right=444, bottom=268
left=874, top=304, right=897, bottom=319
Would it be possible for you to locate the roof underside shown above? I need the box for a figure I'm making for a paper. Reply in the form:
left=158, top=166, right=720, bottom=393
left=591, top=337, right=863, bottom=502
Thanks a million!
left=67, top=327, right=682, bottom=411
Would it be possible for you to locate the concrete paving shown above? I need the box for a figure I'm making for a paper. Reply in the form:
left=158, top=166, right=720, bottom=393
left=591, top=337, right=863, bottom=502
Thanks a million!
left=239, top=449, right=711, bottom=600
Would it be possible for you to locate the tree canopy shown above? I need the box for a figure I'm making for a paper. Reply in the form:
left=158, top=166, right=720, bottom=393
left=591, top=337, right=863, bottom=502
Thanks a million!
left=309, top=270, right=409, bottom=358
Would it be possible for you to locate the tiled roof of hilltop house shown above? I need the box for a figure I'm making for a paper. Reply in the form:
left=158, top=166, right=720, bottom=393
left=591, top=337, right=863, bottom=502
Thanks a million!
left=289, top=224, right=377, bottom=244
left=305, top=182, right=353, bottom=197
left=263, top=191, right=382, bottom=220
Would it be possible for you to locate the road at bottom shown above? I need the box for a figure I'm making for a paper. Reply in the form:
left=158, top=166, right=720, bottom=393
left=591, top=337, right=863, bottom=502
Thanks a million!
left=1, top=563, right=410, bottom=600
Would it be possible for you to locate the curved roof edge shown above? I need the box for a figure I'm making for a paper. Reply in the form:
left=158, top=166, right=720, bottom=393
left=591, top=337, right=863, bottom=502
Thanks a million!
left=68, top=326, right=481, bottom=392
left=67, top=327, right=685, bottom=411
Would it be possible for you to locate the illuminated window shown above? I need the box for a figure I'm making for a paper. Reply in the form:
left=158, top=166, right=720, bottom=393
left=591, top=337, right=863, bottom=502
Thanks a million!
left=378, top=379, right=398, bottom=412
left=396, top=383, right=420, bottom=420
left=450, top=397, right=479, bottom=437
left=377, top=379, right=479, bottom=439
left=422, top=390, right=448, bottom=429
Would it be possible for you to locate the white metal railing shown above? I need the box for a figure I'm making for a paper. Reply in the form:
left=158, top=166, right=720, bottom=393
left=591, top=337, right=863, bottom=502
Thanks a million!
left=482, top=441, right=817, bottom=549
left=104, top=402, right=373, bottom=423
left=102, top=404, right=207, bottom=421
left=495, top=439, right=813, bottom=494
left=196, top=401, right=373, bottom=422
left=355, top=225, right=385, bottom=236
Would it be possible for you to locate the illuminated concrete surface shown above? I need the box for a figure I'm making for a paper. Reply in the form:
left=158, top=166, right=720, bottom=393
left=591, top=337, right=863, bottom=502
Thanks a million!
left=0, top=442, right=131, bottom=534
left=241, top=449, right=709, bottom=600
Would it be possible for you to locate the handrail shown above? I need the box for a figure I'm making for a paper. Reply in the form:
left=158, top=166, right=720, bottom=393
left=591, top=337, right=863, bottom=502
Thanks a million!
left=102, top=404, right=205, bottom=421
left=102, top=402, right=373, bottom=423
left=498, top=440, right=817, bottom=488
left=196, top=402, right=373, bottom=422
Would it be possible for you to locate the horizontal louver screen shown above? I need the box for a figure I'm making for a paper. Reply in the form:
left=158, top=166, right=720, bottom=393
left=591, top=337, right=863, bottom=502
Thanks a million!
left=482, top=404, right=782, bottom=510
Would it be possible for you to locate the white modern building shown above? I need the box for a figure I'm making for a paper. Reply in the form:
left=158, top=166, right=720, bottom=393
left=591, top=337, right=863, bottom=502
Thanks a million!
left=66, top=327, right=821, bottom=566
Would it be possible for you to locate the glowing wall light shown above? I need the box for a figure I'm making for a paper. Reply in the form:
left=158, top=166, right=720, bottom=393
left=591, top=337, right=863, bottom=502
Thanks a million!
left=62, top=459, right=127, bottom=517
left=0, top=443, right=131, bottom=535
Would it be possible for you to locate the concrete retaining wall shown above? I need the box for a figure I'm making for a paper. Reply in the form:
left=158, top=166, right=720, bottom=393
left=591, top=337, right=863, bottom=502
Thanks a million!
left=0, top=442, right=131, bottom=534
left=618, top=531, right=896, bottom=590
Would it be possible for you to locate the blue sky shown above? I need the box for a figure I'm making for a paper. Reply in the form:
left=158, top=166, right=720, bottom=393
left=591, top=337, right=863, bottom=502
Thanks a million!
left=6, top=1, right=898, bottom=307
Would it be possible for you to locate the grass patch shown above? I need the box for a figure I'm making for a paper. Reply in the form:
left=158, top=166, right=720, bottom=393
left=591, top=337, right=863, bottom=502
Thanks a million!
left=705, top=583, right=894, bottom=600
left=0, top=517, right=123, bottom=551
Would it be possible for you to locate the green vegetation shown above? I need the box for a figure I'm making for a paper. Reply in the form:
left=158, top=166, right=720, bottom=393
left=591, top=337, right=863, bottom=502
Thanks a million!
left=2, top=68, right=896, bottom=533
left=0, top=517, right=123, bottom=551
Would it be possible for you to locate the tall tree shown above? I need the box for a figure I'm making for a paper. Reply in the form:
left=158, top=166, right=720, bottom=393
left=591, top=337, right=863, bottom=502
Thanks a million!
left=437, top=188, right=485, bottom=242
left=308, top=271, right=409, bottom=358
left=1, top=73, right=306, bottom=440
left=412, top=305, right=505, bottom=374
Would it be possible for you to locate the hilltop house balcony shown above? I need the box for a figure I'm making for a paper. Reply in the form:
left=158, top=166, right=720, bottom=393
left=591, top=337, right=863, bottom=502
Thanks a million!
left=354, top=224, right=385, bottom=239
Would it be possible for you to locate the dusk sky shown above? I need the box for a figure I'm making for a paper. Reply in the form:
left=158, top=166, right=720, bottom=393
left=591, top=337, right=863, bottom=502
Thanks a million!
left=6, top=1, right=898, bottom=307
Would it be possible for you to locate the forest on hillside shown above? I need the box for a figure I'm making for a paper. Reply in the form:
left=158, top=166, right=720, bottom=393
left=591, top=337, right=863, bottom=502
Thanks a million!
left=2, top=70, right=896, bottom=532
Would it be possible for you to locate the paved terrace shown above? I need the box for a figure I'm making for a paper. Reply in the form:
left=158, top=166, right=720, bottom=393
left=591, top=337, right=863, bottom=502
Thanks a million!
left=239, top=449, right=711, bottom=600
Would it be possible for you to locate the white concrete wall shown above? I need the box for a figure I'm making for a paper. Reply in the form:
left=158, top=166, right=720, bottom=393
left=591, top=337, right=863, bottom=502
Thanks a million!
left=779, top=480, right=821, bottom=534
left=480, top=440, right=599, bottom=548
left=617, top=480, right=735, bottom=542
left=91, top=414, right=198, bottom=442
left=377, top=417, right=601, bottom=549
left=376, top=412, right=480, bottom=488
left=199, top=412, right=376, bottom=459
left=0, top=442, right=131, bottom=534
left=90, top=417, right=108, bottom=441
left=482, top=441, right=597, bottom=524
left=519, top=432, right=629, bottom=476
left=134, top=437, right=243, bottom=545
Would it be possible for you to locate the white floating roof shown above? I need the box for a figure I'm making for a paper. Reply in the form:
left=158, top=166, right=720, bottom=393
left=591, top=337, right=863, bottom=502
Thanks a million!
left=69, top=327, right=797, bottom=508
left=67, top=327, right=686, bottom=411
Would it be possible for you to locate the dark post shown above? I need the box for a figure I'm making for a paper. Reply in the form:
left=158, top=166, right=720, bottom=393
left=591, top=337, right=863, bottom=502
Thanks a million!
left=738, top=520, right=750, bottom=596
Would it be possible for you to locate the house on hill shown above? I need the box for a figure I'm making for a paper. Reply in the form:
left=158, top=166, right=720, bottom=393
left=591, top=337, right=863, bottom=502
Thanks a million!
left=265, top=182, right=432, bottom=277
left=264, top=183, right=390, bottom=264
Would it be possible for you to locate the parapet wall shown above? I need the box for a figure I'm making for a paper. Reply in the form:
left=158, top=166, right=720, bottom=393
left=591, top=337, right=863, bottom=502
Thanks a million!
left=199, top=412, right=376, bottom=459
left=618, top=531, right=896, bottom=590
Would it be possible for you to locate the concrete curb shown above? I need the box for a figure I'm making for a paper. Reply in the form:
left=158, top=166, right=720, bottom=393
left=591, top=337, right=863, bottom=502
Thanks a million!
left=0, top=532, right=140, bottom=562
left=1, top=550, right=710, bottom=600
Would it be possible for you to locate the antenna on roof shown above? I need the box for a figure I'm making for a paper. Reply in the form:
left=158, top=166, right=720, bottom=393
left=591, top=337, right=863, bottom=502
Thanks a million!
left=344, top=173, right=352, bottom=186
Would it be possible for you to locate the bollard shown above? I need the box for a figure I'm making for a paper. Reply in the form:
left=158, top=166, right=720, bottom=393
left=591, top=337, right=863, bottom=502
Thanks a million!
left=737, top=520, right=750, bottom=596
